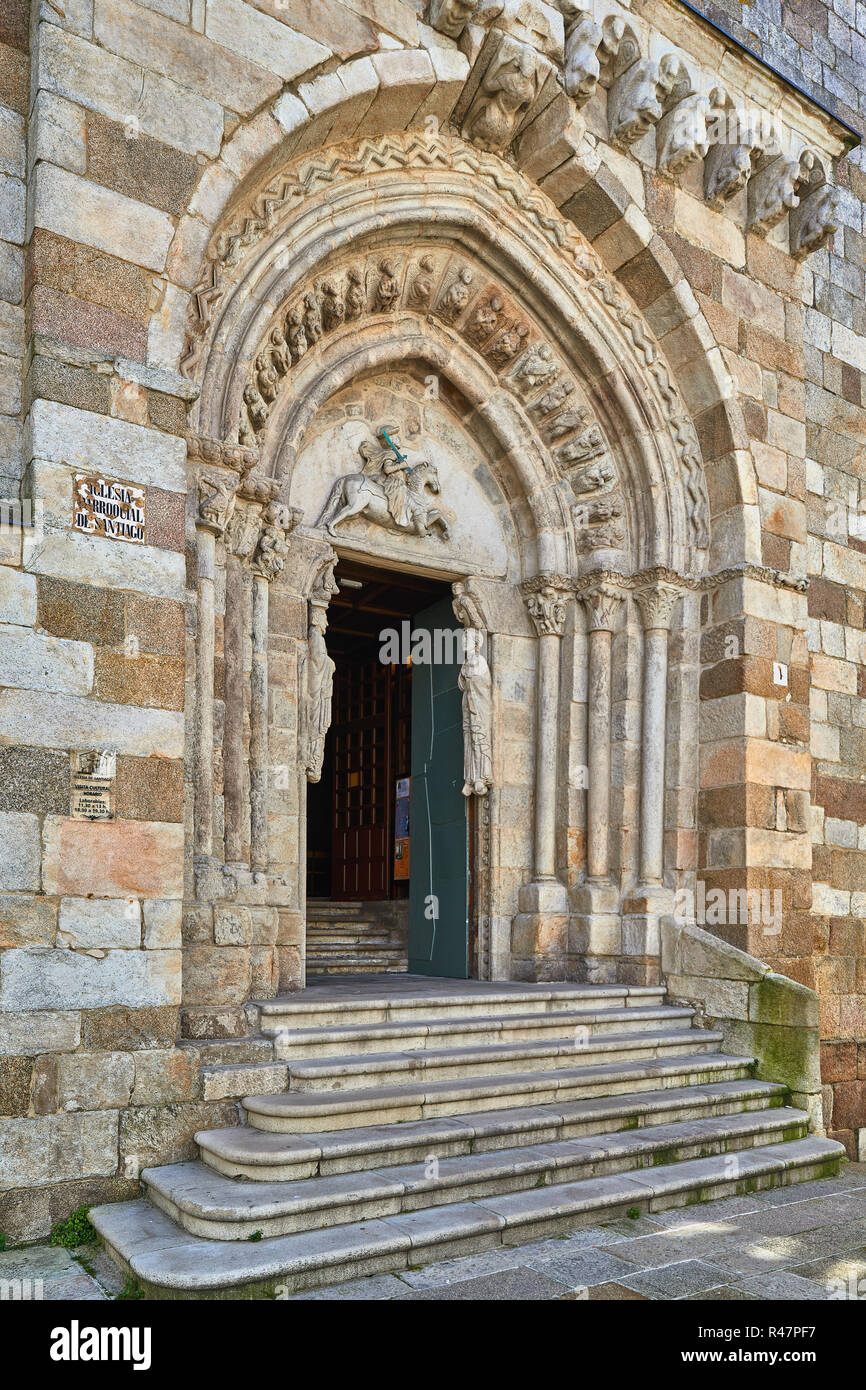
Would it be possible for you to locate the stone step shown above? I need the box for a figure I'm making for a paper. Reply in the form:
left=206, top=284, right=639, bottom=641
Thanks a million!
left=197, top=1078, right=789, bottom=1181
left=90, top=1137, right=845, bottom=1297
left=266, top=1004, right=696, bottom=1057
left=255, top=983, right=667, bottom=1032
left=146, top=1107, right=811, bottom=1241
left=243, top=1051, right=756, bottom=1132
left=282, top=1029, right=724, bottom=1093
left=305, top=961, right=409, bottom=976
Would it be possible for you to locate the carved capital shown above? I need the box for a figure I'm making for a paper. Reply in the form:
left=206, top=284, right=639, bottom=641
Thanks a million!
left=633, top=580, right=681, bottom=631
left=187, top=433, right=258, bottom=476
left=252, top=502, right=302, bottom=580
left=197, top=474, right=238, bottom=535
left=523, top=580, right=570, bottom=636
left=580, top=581, right=626, bottom=632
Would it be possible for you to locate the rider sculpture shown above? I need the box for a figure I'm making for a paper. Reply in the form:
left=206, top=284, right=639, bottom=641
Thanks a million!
left=316, top=425, right=451, bottom=540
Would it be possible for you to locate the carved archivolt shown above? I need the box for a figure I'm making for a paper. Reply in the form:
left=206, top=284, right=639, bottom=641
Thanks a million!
left=185, top=134, right=712, bottom=555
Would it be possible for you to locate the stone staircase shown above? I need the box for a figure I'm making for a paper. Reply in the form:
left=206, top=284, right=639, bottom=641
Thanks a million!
left=91, top=977, right=845, bottom=1299
left=305, top=900, right=408, bottom=975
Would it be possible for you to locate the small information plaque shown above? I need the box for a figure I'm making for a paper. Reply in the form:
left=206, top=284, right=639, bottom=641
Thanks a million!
left=73, top=476, right=145, bottom=543
left=70, top=750, right=116, bottom=821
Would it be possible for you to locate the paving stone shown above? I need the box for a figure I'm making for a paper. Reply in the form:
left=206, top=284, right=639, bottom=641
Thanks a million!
left=401, top=1266, right=571, bottom=1300
left=525, top=1247, right=637, bottom=1289
left=0, top=1245, right=107, bottom=1300
left=735, top=1192, right=866, bottom=1236
left=619, top=1258, right=731, bottom=1299
left=732, top=1270, right=834, bottom=1300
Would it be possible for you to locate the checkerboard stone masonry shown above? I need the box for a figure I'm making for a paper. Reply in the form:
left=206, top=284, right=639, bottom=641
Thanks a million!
left=0, top=0, right=864, bottom=1246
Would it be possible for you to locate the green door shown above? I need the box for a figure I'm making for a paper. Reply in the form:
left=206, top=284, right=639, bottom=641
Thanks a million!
left=408, top=596, right=469, bottom=978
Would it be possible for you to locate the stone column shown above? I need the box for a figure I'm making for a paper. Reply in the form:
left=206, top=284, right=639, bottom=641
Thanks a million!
left=193, top=475, right=237, bottom=862
left=633, top=581, right=680, bottom=890
left=525, top=584, right=568, bottom=880
left=511, top=578, right=571, bottom=982
left=581, top=582, right=625, bottom=882
left=569, top=577, right=626, bottom=983
left=222, top=553, right=246, bottom=867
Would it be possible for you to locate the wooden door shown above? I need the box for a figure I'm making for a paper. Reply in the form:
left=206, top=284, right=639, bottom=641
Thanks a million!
left=331, top=657, right=390, bottom=899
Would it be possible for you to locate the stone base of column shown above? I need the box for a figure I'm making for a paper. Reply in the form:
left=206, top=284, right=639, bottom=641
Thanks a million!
left=569, top=881, right=621, bottom=983
left=619, top=884, right=673, bottom=986
left=511, top=879, right=570, bottom=981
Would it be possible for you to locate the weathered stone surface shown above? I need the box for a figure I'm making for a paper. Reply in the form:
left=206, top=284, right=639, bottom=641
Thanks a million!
left=131, top=1047, right=200, bottom=1104
left=0, top=690, right=183, bottom=757
left=143, top=899, right=182, bottom=950
left=213, top=905, right=253, bottom=946
left=0, top=622, right=93, bottom=695
left=0, top=746, right=69, bottom=815
left=118, top=1099, right=238, bottom=1168
left=93, top=650, right=184, bottom=710
left=58, top=897, right=142, bottom=950
left=36, top=575, right=124, bottom=645
left=0, top=947, right=181, bottom=1010
left=29, top=227, right=152, bottom=322
left=27, top=532, right=185, bottom=602
left=0, top=1056, right=32, bottom=1115
left=82, top=1004, right=178, bottom=1052
left=33, top=164, right=174, bottom=272
left=27, top=399, right=186, bottom=490
left=181, top=946, right=250, bottom=1005
left=0, top=812, right=41, bottom=890
left=0, top=563, right=35, bottom=624
left=42, top=818, right=184, bottom=898
left=36, top=24, right=224, bottom=156
left=0, top=1009, right=79, bottom=1055
left=205, top=0, right=329, bottom=81
left=115, top=757, right=184, bottom=823
left=85, top=110, right=201, bottom=217
left=58, top=1051, right=135, bottom=1110
left=0, top=1111, right=118, bottom=1187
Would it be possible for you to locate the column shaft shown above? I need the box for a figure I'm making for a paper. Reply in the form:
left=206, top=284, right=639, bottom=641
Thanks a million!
left=193, top=527, right=216, bottom=857
left=250, top=573, right=269, bottom=873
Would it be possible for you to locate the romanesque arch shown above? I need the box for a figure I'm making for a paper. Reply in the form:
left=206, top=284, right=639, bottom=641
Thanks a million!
left=178, top=105, right=732, bottom=988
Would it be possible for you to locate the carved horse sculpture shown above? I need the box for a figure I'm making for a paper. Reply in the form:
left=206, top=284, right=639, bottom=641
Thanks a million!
left=317, top=459, right=451, bottom=540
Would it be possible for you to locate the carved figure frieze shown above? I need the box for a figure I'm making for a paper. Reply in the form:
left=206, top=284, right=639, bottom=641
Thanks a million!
left=509, top=341, right=561, bottom=397
left=570, top=456, right=616, bottom=494
left=345, top=267, right=366, bottom=319
left=790, top=180, right=839, bottom=260
left=485, top=319, right=531, bottom=368
left=269, top=326, right=291, bottom=375
left=303, top=290, right=323, bottom=343
left=408, top=255, right=438, bottom=311
left=320, top=280, right=346, bottom=331
left=466, top=292, right=506, bottom=346
left=225, top=504, right=262, bottom=560
left=287, top=307, right=308, bottom=361
left=543, top=404, right=589, bottom=441
left=531, top=378, right=575, bottom=417
left=556, top=423, right=606, bottom=467
left=572, top=494, right=625, bottom=550
left=436, top=266, right=475, bottom=323
left=375, top=258, right=401, bottom=312
left=657, top=88, right=721, bottom=176
left=316, top=424, right=451, bottom=541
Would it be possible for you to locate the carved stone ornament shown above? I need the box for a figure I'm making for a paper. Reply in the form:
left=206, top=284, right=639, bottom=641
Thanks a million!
left=316, top=424, right=451, bottom=541
left=452, top=576, right=488, bottom=631
left=197, top=475, right=237, bottom=535
left=461, top=33, right=546, bottom=154
left=608, top=50, right=680, bottom=148
left=252, top=501, right=302, bottom=579
left=633, top=580, right=681, bottom=630
left=303, top=601, right=336, bottom=784
left=580, top=581, right=626, bottom=632
left=427, top=0, right=478, bottom=39
left=569, top=456, right=616, bottom=494
left=525, top=582, right=569, bottom=636
left=560, top=6, right=624, bottom=107
left=656, top=88, right=722, bottom=176
left=459, top=626, right=493, bottom=796
left=790, top=181, right=839, bottom=260
left=748, top=149, right=816, bottom=236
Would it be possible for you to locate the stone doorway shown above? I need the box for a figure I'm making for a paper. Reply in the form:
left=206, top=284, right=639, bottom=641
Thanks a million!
left=304, top=558, right=472, bottom=977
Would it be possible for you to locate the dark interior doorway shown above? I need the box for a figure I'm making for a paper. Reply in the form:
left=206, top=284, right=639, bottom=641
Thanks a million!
left=305, top=558, right=450, bottom=902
